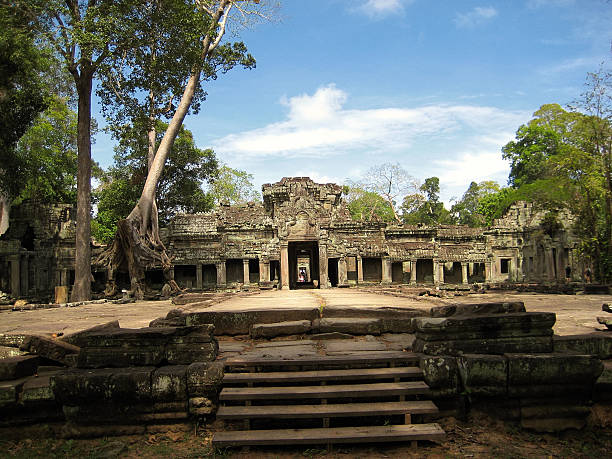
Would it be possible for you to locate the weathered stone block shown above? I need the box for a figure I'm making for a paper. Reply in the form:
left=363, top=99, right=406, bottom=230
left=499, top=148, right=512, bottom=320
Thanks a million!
left=165, top=341, right=218, bottom=365
left=506, top=353, right=603, bottom=386
left=77, top=347, right=165, bottom=368
left=430, top=302, right=526, bottom=317
left=0, top=333, right=27, bottom=348
left=414, top=336, right=553, bottom=356
left=189, top=397, right=214, bottom=416
left=51, top=367, right=154, bottom=403
left=553, top=333, right=612, bottom=359
left=21, top=373, right=59, bottom=403
left=152, top=366, right=188, bottom=401
left=0, top=355, right=39, bottom=381
left=420, top=356, right=460, bottom=397
left=186, top=361, right=224, bottom=397
left=597, top=316, right=612, bottom=330
left=61, top=320, right=120, bottom=347
left=20, top=335, right=80, bottom=366
left=458, top=354, right=507, bottom=397
left=185, top=308, right=319, bottom=335
left=250, top=320, right=311, bottom=338
left=0, top=346, right=25, bottom=359
left=0, top=378, right=27, bottom=407
left=520, top=417, right=586, bottom=432
left=594, top=360, right=612, bottom=402
left=415, top=312, right=556, bottom=337
left=311, top=318, right=382, bottom=335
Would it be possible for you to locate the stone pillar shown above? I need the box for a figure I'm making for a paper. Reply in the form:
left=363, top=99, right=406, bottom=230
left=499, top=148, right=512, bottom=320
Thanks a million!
left=243, top=259, right=250, bottom=286
left=196, top=263, right=203, bottom=290
left=61, top=269, right=69, bottom=286
left=439, top=262, right=445, bottom=285
left=356, top=256, right=363, bottom=283
left=485, top=261, right=492, bottom=282
left=410, top=259, right=417, bottom=285
left=338, top=257, right=348, bottom=285
left=10, top=256, right=20, bottom=297
left=280, top=244, right=289, bottom=290
left=546, top=250, right=555, bottom=281
left=433, top=260, right=439, bottom=285
left=402, top=261, right=411, bottom=284
left=20, top=255, right=29, bottom=296
left=319, top=244, right=328, bottom=289
left=382, top=257, right=392, bottom=284
left=461, top=262, right=469, bottom=285
left=216, top=261, right=226, bottom=288
left=259, top=259, right=269, bottom=284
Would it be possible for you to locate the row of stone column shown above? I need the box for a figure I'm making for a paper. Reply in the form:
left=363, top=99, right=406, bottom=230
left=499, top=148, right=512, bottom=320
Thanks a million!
left=8, top=253, right=53, bottom=297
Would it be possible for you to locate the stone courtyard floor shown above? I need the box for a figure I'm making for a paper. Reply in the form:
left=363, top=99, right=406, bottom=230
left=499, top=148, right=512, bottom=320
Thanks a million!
left=0, top=288, right=610, bottom=337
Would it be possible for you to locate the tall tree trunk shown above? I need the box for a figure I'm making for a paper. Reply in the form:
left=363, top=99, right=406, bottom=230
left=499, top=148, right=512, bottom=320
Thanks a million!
left=71, top=70, right=93, bottom=302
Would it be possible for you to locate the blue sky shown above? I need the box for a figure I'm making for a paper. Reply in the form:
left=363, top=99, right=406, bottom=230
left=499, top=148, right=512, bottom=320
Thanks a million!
left=92, top=0, right=611, bottom=204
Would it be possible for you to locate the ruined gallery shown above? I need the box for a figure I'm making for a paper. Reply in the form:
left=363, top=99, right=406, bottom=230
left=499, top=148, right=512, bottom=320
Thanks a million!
left=0, top=177, right=579, bottom=299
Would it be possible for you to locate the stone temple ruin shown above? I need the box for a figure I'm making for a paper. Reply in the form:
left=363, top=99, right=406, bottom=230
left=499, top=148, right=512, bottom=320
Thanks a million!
left=0, top=178, right=610, bottom=450
left=0, top=177, right=583, bottom=300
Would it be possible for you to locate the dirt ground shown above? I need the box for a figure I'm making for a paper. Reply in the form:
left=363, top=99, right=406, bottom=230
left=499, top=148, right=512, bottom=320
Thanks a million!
left=2, top=413, right=611, bottom=458
left=0, top=288, right=610, bottom=337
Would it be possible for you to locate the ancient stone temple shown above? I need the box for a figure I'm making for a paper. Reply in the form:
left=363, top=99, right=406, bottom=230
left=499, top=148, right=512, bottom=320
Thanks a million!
left=0, top=177, right=582, bottom=299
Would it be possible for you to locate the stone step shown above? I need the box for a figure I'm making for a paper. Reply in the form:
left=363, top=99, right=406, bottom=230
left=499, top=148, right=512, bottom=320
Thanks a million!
left=212, top=423, right=446, bottom=447
left=219, top=381, right=430, bottom=401
left=223, top=366, right=423, bottom=385
left=217, top=400, right=438, bottom=420
left=250, top=320, right=311, bottom=338
left=312, top=318, right=382, bottom=335
left=224, top=351, right=420, bottom=371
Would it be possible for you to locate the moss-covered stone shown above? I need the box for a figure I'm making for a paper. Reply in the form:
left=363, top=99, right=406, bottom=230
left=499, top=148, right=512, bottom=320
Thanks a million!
left=458, top=354, right=507, bottom=397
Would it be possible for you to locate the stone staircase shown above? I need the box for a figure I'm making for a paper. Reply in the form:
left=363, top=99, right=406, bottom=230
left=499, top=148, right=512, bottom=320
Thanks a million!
left=212, top=351, right=446, bottom=449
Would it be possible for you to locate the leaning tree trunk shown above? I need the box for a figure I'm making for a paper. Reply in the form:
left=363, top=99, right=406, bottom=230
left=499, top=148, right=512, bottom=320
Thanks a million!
left=96, top=1, right=230, bottom=299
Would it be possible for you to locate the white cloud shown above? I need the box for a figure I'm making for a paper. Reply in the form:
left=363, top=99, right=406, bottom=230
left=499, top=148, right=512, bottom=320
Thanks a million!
left=354, top=0, right=414, bottom=17
left=538, top=56, right=601, bottom=76
left=454, top=6, right=498, bottom=28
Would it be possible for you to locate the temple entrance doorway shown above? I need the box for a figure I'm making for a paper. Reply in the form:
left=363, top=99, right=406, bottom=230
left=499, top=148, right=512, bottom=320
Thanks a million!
left=288, top=241, right=320, bottom=289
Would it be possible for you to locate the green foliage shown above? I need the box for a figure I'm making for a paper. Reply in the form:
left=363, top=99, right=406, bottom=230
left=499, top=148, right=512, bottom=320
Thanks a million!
left=502, top=93, right=612, bottom=280
left=93, top=122, right=218, bottom=243
left=209, top=165, right=261, bottom=206
left=0, top=7, right=49, bottom=197
left=344, top=186, right=396, bottom=222
left=401, top=176, right=451, bottom=225
left=12, top=97, right=79, bottom=205
left=450, top=180, right=501, bottom=227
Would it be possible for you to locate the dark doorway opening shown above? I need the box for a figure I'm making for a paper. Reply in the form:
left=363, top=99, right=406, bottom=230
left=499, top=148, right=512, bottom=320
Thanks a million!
left=391, top=262, right=403, bottom=283
left=443, top=262, right=463, bottom=284
left=203, top=264, right=216, bottom=286
left=288, top=241, right=319, bottom=289
left=145, top=269, right=164, bottom=290
left=328, top=258, right=339, bottom=287
left=416, top=259, right=434, bottom=283
left=468, top=262, right=485, bottom=282
left=249, top=259, right=260, bottom=283
left=270, top=260, right=280, bottom=283
left=363, top=258, right=382, bottom=282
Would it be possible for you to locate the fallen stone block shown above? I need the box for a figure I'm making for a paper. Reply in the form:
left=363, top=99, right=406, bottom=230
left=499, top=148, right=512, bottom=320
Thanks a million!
left=20, top=336, right=80, bottom=366
left=61, top=320, right=120, bottom=347
left=603, top=303, right=612, bottom=313
left=414, top=336, right=553, bottom=356
left=250, top=320, right=311, bottom=338
left=166, top=341, right=218, bottom=365
left=185, top=308, right=319, bottom=335
left=189, top=397, right=214, bottom=416
left=0, top=346, right=25, bottom=359
left=22, top=372, right=59, bottom=403
left=172, top=293, right=216, bottom=305
left=152, top=366, right=188, bottom=401
left=0, top=356, right=39, bottom=381
left=457, top=354, right=507, bottom=397
left=430, top=302, right=526, bottom=318
left=0, top=377, right=27, bottom=408
left=311, top=317, right=382, bottom=335
left=0, top=333, right=28, bottom=348
left=149, top=308, right=188, bottom=328
left=553, top=333, right=612, bottom=359
left=186, top=361, right=224, bottom=398
left=521, top=417, right=586, bottom=432
left=597, top=316, right=612, bottom=330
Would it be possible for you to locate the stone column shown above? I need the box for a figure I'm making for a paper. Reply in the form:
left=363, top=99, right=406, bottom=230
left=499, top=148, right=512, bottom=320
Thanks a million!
left=433, top=260, right=439, bottom=285
left=319, top=244, right=328, bottom=289
left=381, top=257, right=392, bottom=284
left=259, top=259, right=269, bottom=284
left=439, top=262, right=445, bottom=285
left=216, top=261, right=226, bottom=288
left=410, top=259, right=417, bottom=285
left=338, top=257, right=348, bottom=285
left=280, top=244, right=289, bottom=290
left=546, top=250, right=555, bottom=281
left=243, top=259, right=250, bottom=286
left=10, top=256, right=20, bottom=297
left=485, top=261, right=492, bottom=282
left=461, top=262, right=469, bottom=285
left=356, top=256, right=364, bottom=283
left=20, top=255, right=29, bottom=296
left=196, top=263, right=203, bottom=290
left=402, top=261, right=411, bottom=284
